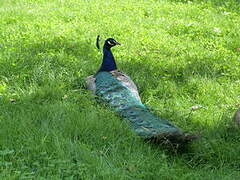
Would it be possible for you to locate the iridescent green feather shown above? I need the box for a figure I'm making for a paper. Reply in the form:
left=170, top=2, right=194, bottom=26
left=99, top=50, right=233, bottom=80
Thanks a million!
left=95, top=71, right=183, bottom=139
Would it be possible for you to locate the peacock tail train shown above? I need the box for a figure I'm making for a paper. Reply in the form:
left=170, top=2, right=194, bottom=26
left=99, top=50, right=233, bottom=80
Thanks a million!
left=95, top=71, right=183, bottom=140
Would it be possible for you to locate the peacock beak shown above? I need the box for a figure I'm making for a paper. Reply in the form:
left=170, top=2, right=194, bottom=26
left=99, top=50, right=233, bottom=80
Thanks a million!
left=115, top=41, right=121, bottom=45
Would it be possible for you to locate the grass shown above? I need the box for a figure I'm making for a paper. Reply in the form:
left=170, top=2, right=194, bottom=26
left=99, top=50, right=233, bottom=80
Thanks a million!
left=0, top=0, right=240, bottom=179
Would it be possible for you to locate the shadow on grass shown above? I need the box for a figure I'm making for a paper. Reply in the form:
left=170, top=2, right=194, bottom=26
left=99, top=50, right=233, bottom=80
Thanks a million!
left=2, top=36, right=239, bottom=171
left=118, top=56, right=240, bottom=168
left=0, top=36, right=101, bottom=90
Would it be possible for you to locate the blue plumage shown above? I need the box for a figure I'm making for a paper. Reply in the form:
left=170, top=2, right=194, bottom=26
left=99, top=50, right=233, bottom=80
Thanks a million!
left=98, top=38, right=120, bottom=72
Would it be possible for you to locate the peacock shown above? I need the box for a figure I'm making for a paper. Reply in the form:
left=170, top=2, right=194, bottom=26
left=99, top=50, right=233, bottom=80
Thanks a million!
left=86, top=36, right=196, bottom=146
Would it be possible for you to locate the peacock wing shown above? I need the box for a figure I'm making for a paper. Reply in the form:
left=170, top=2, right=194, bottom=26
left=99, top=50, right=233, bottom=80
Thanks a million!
left=110, top=70, right=142, bottom=103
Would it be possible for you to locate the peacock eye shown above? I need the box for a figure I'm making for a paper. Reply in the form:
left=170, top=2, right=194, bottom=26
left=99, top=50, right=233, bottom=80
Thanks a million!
left=107, top=41, right=115, bottom=45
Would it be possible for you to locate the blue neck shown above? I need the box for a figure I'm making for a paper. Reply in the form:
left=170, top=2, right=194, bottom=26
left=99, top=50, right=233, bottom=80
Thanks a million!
left=98, top=45, right=117, bottom=72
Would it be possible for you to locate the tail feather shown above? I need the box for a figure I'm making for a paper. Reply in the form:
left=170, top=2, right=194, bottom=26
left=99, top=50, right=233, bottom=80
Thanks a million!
left=95, top=72, right=185, bottom=141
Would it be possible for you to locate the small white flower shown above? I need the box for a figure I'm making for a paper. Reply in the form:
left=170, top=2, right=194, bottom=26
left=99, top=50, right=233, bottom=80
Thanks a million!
left=191, top=105, right=203, bottom=111
left=213, top=27, right=221, bottom=33
left=186, top=22, right=194, bottom=26
left=223, top=11, right=230, bottom=15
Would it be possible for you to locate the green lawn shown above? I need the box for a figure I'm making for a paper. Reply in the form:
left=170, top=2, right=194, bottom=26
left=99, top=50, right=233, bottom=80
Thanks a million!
left=0, top=0, right=240, bottom=179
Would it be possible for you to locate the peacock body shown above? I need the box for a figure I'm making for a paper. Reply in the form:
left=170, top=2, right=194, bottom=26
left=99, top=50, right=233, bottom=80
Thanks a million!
left=86, top=37, right=194, bottom=145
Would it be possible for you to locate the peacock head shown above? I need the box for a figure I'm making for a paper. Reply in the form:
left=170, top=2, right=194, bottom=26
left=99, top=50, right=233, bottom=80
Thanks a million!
left=104, top=38, right=121, bottom=49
